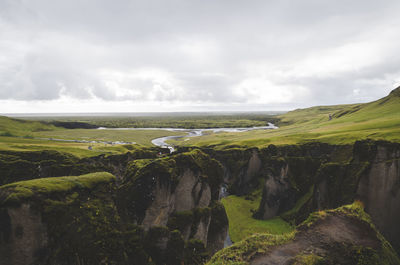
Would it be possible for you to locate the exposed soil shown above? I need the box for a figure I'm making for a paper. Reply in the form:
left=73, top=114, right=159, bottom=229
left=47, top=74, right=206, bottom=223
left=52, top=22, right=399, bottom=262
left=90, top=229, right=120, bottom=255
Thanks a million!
left=251, top=213, right=380, bottom=265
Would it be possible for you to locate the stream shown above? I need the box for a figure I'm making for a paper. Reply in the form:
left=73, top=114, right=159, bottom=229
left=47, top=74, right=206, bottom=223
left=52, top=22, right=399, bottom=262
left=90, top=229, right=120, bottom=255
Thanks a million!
left=150, top=123, right=278, bottom=153
left=36, top=123, right=277, bottom=154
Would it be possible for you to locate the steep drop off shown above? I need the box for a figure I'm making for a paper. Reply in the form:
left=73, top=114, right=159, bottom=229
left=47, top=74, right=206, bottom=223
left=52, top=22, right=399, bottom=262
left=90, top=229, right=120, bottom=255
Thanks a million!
left=208, top=202, right=400, bottom=265
left=201, top=140, right=400, bottom=254
left=0, top=150, right=228, bottom=265
left=0, top=139, right=399, bottom=264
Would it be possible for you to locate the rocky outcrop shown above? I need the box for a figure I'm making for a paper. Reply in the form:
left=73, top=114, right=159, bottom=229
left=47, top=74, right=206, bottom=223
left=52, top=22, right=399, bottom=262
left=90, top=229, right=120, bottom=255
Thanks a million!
left=258, top=163, right=291, bottom=219
left=0, top=148, right=160, bottom=186
left=201, top=148, right=262, bottom=195
left=118, top=149, right=228, bottom=261
left=205, top=141, right=400, bottom=254
left=0, top=204, right=47, bottom=265
left=140, top=168, right=212, bottom=230
left=356, top=141, right=400, bottom=252
left=209, top=202, right=400, bottom=265
left=0, top=172, right=124, bottom=265
left=0, top=149, right=229, bottom=265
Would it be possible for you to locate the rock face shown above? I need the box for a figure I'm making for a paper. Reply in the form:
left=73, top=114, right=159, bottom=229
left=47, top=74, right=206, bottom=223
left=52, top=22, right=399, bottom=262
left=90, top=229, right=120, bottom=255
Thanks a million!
left=206, top=140, right=400, bottom=254
left=258, top=163, right=291, bottom=219
left=0, top=172, right=121, bottom=265
left=119, top=149, right=228, bottom=261
left=202, top=148, right=262, bottom=195
left=209, top=202, right=400, bottom=265
left=0, top=204, right=47, bottom=265
left=0, top=148, right=159, bottom=186
left=356, top=142, right=400, bottom=252
left=0, top=150, right=228, bottom=265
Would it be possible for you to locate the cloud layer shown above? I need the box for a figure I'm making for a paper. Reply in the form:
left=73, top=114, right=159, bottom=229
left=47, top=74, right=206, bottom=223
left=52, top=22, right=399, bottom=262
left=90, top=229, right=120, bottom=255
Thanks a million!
left=1, top=0, right=400, bottom=112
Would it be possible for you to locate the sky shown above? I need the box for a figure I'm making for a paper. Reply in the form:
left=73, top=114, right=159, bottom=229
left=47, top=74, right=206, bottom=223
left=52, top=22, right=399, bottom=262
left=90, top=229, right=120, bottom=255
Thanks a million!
left=1, top=0, right=400, bottom=113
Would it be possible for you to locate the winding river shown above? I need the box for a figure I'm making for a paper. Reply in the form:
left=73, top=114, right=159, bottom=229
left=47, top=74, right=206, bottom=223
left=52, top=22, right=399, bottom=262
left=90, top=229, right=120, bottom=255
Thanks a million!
left=37, top=123, right=278, bottom=153
left=150, top=123, right=278, bottom=152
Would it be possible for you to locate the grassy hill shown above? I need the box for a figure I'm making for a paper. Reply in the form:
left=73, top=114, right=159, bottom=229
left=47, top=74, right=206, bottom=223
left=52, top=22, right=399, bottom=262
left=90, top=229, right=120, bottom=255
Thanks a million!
left=0, top=116, right=57, bottom=137
left=0, top=116, right=175, bottom=157
left=171, top=87, right=400, bottom=148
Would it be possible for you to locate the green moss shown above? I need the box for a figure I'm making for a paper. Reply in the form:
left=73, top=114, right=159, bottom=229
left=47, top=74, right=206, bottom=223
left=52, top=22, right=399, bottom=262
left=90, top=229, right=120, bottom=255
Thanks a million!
left=43, top=196, right=127, bottom=264
left=144, top=226, right=170, bottom=264
left=166, top=230, right=185, bottom=264
left=175, top=149, right=224, bottom=196
left=190, top=207, right=212, bottom=237
left=281, top=185, right=314, bottom=223
left=119, top=149, right=223, bottom=224
left=299, top=201, right=400, bottom=265
left=316, top=161, right=370, bottom=210
left=292, top=253, right=324, bottom=265
left=124, top=158, right=153, bottom=181
left=285, top=156, right=320, bottom=194
left=167, top=210, right=194, bottom=232
left=0, top=172, right=115, bottom=205
left=211, top=201, right=400, bottom=265
left=6, top=170, right=146, bottom=265
left=166, top=207, right=212, bottom=240
left=207, top=232, right=296, bottom=265
left=185, top=238, right=209, bottom=265
left=299, top=209, right=328, bottom=228
left=208, top=202, right=229, bottom=237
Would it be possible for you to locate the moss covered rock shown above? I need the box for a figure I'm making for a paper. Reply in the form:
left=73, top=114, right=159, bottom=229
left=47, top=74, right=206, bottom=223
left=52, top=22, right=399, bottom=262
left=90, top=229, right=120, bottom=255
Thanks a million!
left=209, top=202, right=400, bottom=265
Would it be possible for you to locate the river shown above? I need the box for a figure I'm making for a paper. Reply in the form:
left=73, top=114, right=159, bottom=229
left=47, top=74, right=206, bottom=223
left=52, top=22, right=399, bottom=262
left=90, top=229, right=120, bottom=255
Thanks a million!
left=36, top=123, right=278, bottom=153
left=150, top=123, right=278, bottom=153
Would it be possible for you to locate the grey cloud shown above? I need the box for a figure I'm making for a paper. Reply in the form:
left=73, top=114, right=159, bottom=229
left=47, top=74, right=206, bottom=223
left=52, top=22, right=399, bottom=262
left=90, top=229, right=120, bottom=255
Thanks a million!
left=0, top=0, right=400, bottom=110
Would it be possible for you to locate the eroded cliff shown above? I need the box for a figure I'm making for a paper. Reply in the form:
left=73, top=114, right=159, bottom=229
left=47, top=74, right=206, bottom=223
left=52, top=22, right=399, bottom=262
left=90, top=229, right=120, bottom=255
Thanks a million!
left=0, top=140, right=399, bottom=264
left=208, top=202, right=400, bottom=265
left=203, top=140, right=400, bottom=254
left=0, top=150, right=229, bottom=265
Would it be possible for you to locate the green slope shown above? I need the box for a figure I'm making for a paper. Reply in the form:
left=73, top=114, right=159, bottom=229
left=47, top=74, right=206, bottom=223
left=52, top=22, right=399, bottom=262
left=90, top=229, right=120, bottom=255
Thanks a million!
left=0, top=116, right=158, bottom=157
left=170, top=87, right=400, bottom=148
left=0, top=116, right=57, bottom=137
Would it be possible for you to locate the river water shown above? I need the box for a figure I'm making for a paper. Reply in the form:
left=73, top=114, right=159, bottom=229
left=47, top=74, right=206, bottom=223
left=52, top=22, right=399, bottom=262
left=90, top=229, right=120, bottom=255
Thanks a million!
left=37, top=123, right=277, bottom=153
left=150, top=123, right=278, bottom=153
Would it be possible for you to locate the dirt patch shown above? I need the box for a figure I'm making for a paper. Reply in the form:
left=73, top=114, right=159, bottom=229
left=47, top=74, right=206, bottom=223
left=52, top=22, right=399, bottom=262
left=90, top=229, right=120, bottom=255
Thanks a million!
left=251, top=214, right=380, bottom=265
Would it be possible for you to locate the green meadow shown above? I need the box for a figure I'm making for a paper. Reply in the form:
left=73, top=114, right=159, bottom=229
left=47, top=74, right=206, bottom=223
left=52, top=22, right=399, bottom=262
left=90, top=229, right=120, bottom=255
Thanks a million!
left=169, top=88, right=400, bottom=148
left=0, top=135, right=149, bottom=158
left=22, top=113, right=279, bottom=129
left=32, top=128, right=186, bottom=146
left=222, top=195, right=294, bottom=243
left=0, top=116, right=186, bottom=157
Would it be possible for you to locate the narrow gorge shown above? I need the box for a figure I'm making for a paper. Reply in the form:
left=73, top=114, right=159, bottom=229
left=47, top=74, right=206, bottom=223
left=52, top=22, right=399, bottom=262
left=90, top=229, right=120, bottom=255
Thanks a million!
left=0, top=139, right=399, bottom=264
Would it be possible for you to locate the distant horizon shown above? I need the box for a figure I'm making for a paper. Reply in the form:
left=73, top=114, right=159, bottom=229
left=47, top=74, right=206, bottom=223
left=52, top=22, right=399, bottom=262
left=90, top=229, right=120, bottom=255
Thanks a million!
left=1, top=88, right=392, bottom=116
left=2, top=110, right=287, bottom=117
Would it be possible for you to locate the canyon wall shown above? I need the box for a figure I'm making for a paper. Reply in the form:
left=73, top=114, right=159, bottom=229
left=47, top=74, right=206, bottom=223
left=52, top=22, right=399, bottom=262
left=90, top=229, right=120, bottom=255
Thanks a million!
left=0, top=150, right=228, bottom=265
left=0, top=140, right=398, bottom=264
left=206, top=140, right=400, bottom=253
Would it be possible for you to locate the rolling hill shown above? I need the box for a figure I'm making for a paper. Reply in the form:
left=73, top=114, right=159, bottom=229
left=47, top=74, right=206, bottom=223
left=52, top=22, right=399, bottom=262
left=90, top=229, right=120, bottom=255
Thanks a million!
left=170, top=86, right=400, bottom=147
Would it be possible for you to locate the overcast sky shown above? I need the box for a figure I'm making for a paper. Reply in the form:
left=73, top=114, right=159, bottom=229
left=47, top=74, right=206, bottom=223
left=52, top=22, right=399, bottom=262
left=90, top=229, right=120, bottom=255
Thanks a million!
left=1, top=0, right=400, bottom=113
